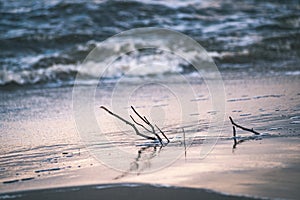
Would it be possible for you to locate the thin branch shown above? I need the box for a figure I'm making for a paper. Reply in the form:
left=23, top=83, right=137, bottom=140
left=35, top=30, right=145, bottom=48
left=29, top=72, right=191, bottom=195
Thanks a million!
left=155, top=124, right=169, bottom=143
left=101, top=106, right=133, bottom=126
left=229, top=116, right=260, bottom=135
left=131, top=106, right=148, bottom=124
left=148, top=122, right=163, bottom=145
left=100, top=105, right=168, bottom=146
left=182, top=128, right=186, bottom=160
left=230, top=116, right=259, bottom=150
left=130, top=106, right=163, bottom=145
left=130, top=115, right=151, bottom=133
left=232, top=126, right=237, bottom=149
left=100, top=106, right=156, bottom=140
left=143, top=116, right=150, bottom=124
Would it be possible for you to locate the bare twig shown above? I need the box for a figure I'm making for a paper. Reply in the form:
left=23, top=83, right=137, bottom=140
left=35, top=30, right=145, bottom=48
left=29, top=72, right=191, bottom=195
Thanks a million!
left=230, top=116, right=260, bottom=150
left=232, top=126, right=237, bottom=149
left=131, top=106, right=148, bottom=124
left=182, top=128, right=186, bottom=160
left=130, top=115, right=151, bottom=133
left=100, top=106, right=169, bottom=146
left=130, top=106, right=163, bottom=145
left=229, top=116, right=260, bottom=135
left=100, top=106, right=156, bottom=140
left=155, top=124, right=169, bottom=143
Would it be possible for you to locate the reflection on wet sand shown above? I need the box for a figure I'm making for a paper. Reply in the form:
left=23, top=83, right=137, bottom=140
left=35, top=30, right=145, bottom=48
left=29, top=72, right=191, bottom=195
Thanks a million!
left=114, top=145, right=163, bottom=180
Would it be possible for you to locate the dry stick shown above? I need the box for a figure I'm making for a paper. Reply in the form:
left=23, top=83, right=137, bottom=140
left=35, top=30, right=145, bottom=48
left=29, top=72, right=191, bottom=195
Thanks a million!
left=143, top=116, right=163, bottom=145
left=131, top=106, right=148, bottom=124
left=182, top=128, right=187, bottom=160
left=130, top=115, right=151, bottom=133
left=100, top=106, right=156, bottom=140
left=131, top=114, right=163, bottom=145
left=155, top=124, right=170, bottom=144
left=143, top=116, right=150, bottom=124
left=229, top=116, right=260, bottom=135
left=131, top=106, right=163, bottom=145
left=231, top=117, right=251, bottom=150
left=232, top=126, right=237, bottom=149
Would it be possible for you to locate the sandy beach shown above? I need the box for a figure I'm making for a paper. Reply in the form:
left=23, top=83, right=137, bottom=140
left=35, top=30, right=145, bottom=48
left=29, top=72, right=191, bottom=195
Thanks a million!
left=1, top=74, right=299, bottom=199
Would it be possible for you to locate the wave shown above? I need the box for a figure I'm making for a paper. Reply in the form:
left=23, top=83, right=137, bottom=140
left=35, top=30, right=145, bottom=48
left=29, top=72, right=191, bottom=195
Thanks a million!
left=1, top=46, right=299, bottom=87
left=1, top=0, right=300, bottom=87
left=0, top=48, right=187, bottom=86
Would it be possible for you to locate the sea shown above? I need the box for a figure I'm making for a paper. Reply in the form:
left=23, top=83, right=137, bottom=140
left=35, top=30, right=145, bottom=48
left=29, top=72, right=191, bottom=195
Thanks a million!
left=0, top=0, right=300, bottom=87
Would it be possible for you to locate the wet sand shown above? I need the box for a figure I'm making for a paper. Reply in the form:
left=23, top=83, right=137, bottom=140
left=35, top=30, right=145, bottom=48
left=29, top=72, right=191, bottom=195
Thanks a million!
left=2, top=137, right=298, bottom=199
left=1, top=183, right=255, bottom=200
left=0, top=74, right=299, bottom=199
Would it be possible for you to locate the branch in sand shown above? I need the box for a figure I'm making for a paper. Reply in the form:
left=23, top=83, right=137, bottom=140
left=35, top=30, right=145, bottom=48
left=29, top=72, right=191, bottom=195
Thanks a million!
left=100, top=106, right=169, bottom=145
left=182, top=128, right=186, bottom=160
left=130, top=106, right=163, bottom=145
left=232, top=125, right=237, bottom=149
left=230, top=116, right=259, bottom=149
left=100, top=106, right=156, bottom=140
left=155, top=124, right=170, bottom=143
left=229, top=116, right=260, bottom=135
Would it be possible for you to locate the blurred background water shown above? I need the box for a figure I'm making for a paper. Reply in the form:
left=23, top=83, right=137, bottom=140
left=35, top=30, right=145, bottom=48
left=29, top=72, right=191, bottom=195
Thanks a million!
left=0, top=0, right=299, bottom=87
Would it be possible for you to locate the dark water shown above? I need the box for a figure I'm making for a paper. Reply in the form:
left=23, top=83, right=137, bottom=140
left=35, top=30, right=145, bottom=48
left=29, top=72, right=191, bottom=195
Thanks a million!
left=1, top=0, right=300, bottom=86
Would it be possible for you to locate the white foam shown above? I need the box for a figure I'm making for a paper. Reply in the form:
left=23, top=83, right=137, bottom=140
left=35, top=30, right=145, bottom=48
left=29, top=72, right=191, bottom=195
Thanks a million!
left=285, top=71, right=300, bottom=76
